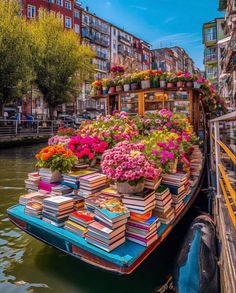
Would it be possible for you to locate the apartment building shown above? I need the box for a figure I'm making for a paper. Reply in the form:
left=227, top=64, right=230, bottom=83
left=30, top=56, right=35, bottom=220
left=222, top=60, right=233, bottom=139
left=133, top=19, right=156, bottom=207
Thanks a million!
left=218, top=0, right=236, bottom=110
left=151, top=47, right=197, bottom=74
left=202, top=18, right=225, bottom=87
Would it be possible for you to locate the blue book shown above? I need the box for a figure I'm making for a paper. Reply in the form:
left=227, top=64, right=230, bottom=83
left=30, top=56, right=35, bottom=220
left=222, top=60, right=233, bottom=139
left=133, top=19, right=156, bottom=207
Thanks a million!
left=61, top=180, right=80, bottom=189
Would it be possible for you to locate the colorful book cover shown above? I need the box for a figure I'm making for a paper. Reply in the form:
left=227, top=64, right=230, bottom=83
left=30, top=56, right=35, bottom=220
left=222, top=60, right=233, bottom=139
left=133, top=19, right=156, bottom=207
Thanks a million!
left=70, top=210, right=94, bottom=222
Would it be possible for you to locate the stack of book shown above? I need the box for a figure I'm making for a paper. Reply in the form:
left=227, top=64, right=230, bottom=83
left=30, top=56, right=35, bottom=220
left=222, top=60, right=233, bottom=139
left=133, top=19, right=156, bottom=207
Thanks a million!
left=121, top=189, right=156, bottom=215
left=25, top=172, right=41, bottom=191
left=78, top=173, right=108, bottom=198
left=86, top=199, right=130, bottom=252
left=42, top=196, right=74, bottom=227
left=100, top=186, right=124, bottom=198
left=24, top=201, right=43, bottom=218
left=126, top=216, right=160, bottom=247
left=162, top=173, right=190, bottom=217
left=85, top=194, right=112, bottom=212
left=144, top=177, right=162, bottom=190
left=19, top=192, right=42, bottom=205
left=51, top=184, right=72, bottom=196
left=39, top=168, right=61, bottom=183
left=189, top=145, right=203, bottom=178
left=64, top=210, right=94, bottom=237
left=153, top=185, right=175, bottom=224
left=62, top=169, right=96, bottom=189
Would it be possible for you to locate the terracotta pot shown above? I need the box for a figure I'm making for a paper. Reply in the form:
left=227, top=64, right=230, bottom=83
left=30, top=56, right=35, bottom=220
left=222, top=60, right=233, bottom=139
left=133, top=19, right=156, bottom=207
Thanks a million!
left=177, top=81, right=185, bottom=87
left=186, top=82, right=193, bottom=88
left=96, top=89, right=102, bottom=96
left=108, top=86, right=116, bottom=94
left=141, top=80, right=151, bottom=89
left=168, top=159, right=178, bottom=174
left=117, top=181, right=144, bottom=194
left=160, top=80, right=166, bottom=88
left=193, top=82, right=201, bottom=89
left=130, top=83, right=138, bottom=90
left=167, top=82, right=174, bottom=88
left=123, top=84, right=130, bottom=91
left=116, top=85, right=123, bottom=92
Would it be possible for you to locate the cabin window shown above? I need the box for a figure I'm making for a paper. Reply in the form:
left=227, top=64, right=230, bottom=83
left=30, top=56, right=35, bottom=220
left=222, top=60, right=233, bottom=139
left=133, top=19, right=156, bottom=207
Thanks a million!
left=144, top=92, right=167, bottom=112
left=120, top=93, right=138, bottom=115
left=166, top=91, right=190, bottom=118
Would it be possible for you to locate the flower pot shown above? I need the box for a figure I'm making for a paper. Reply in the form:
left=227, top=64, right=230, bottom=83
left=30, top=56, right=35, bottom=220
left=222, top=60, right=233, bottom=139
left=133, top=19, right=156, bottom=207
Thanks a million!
left=116, top=85, right=123, bottom=92
left=168, top=159, right=178, bottom=174
left=39, top=168, right=61, bottom=182
left=89, top=158, right=97, bottom=167
left=102, top=88, right=108, bottom=94
left=193, top=82, right=201, bottom=89
left=123, top=84, right=130, bottom=91
left=96, top=89, right=102, bottom=96
left=130, top=83, right=138, bottom=90
left=186, top=82, right=193, bottom=88
left=117, top=181, right=144, bottom=194
left=152, top=80, right=160, bottom=88
left=167, top=82, right=174, bottom=88
left=108, top=86, right=116, bottom=94
left=176, top=81, right=185, bottom=87
left=160, top=80, right=166, bottom=88
left=141, top=80, right=151, bottom=89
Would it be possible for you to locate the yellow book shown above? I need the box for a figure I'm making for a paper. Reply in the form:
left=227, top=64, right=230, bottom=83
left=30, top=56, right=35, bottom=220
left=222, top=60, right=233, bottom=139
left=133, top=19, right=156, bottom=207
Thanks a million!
left=66, top=220, right=87, bottom=231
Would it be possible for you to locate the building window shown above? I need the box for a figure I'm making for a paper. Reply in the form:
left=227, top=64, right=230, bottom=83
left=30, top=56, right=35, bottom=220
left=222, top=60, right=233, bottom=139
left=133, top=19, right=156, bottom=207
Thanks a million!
left=57, top=0, right=63, bottom=6
left=48, top=0, right=54, bottom=3
left=65, top=1, right=71, bottom=10
left=27, top=5, right=36, bottom=18
left=113, top=28, right=116, bottom=36
left=65, top=16, right=72, bottom=28
left=83, top=15, right=88, bottom=23
left=74, top=10, right=79, bottom=18
left=75, top=24, right=80, bottom=34
left=205, top=27, right=217, bottom=41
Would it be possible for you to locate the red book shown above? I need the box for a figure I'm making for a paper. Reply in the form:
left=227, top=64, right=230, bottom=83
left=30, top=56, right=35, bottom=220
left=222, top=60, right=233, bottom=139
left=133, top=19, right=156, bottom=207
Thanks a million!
left=70, top=210, right=94, bottom=223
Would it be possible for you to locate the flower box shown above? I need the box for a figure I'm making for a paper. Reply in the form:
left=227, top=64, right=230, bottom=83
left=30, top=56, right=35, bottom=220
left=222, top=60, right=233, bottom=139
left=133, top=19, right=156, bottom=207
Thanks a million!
left=116, top=85, right=123, bottom=92
left=130, top=83, right=138, bottom=90
left=160, top=80, right=166, bottom=88
left=117, top=181, right=144, bottom=194
left=176, top=81, right=185, bottom=87
left=108, top=86, right=116, bottom=94
left=167, top=82, right=174, bottom=88
left=123, top=84, right=130, bottom=91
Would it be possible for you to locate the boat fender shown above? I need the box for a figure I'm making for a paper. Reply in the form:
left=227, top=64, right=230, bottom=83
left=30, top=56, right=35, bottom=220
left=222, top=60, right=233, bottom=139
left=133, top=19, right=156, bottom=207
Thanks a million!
left=173, top=215, right=219, bottom=293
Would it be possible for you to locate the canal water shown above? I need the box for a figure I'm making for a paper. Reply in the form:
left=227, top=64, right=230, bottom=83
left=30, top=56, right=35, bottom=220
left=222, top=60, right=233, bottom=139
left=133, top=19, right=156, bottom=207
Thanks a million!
left=0, top=144, right=207, bottom=293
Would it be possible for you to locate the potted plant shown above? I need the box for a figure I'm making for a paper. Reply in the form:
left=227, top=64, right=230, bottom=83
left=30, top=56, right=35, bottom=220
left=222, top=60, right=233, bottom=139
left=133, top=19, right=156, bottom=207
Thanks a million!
left=101, top=141, right=159, bottom=194
left=108, top=79, right=116, bottom=94
left=110, top=65, right=125, bottom=76
left=115, top=76, right=123, bottom=92
left=184, top=73, right=193, bottom=87
left=166, top=72, right=175, bottom=88
left=151, top=70, right=162, bottom=88
left=122, top=74, right=132, bottom=91
left=67, top=136, right=108, bottom=166
left=35, top=145, right=77, bottom=176
left=160, top=72, right=167, bottom=88
left=175, top=72, right=186, bottom=87
left=101, top=78, right=109, bottom=94
left=130, top=73, right=140, bottom=90
left=92, top=80, right=102, bottom=96
left=140, top=71, right=151, bottom=89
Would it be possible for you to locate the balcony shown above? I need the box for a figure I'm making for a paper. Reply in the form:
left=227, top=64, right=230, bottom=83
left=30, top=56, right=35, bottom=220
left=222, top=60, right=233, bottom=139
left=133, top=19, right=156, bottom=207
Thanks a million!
left=204, top=33, right=217, bottom=46
left=118, top=35, right=132, bottom=46
left=204, top=54, right=217, bottom=64
left=89, top=21, right=109, bottom=35
left=82, top=31, right=109, bottom=47
left=96, top=51, right=109, bottom=60
left=118, top=46, right=133, bottom=58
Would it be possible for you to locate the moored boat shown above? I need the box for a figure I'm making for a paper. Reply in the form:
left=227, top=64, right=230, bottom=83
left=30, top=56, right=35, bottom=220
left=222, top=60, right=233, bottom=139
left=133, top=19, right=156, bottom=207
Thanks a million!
left=8, top=70, right=224, bottom=274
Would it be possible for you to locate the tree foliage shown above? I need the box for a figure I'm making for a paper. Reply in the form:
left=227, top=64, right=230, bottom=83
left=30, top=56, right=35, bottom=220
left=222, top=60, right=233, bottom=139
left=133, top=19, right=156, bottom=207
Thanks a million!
left=30, top=10, right=95, bottom=118
left=0, top=0, right=32, bottom=117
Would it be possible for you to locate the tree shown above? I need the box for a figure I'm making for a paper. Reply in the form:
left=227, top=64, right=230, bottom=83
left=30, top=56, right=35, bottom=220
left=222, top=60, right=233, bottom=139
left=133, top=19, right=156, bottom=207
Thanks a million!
left=30, top=10, right=95, bottom=119
left=0, top=0, right=32, bottom=117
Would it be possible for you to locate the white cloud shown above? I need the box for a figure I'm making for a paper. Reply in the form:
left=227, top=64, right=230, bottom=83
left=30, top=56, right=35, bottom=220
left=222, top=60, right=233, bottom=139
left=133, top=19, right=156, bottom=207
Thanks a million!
left=151, top=33, right=202, bottom=48
left=130, top=5, right=147, bottom=11
left=163, top=17, right=175, bottom=24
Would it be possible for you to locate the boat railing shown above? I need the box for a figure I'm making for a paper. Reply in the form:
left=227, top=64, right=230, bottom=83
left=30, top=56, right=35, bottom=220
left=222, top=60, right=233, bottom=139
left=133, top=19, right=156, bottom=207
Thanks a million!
left=209, top=111, right=236, bottom=293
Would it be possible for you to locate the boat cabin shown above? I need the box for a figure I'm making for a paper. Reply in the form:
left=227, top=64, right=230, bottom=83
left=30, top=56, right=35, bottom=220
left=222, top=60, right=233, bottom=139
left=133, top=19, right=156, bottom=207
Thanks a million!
left=92, top=87, right=203, bottom=135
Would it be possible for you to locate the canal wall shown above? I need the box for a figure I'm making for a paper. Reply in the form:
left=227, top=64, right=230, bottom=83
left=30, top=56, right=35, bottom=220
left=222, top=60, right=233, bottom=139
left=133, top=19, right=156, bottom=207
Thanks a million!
left=0, top=135, right=49, bottom=149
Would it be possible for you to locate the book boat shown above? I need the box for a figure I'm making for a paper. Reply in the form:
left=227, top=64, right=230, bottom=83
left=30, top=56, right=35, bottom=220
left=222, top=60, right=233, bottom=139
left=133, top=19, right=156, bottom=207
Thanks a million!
left=7, top=87, right=207, bottom=274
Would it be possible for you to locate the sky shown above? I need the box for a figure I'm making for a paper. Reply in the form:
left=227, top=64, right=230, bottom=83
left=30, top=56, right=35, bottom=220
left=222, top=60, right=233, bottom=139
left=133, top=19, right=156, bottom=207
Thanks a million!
left=81, top=0, right=224, bottom=70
